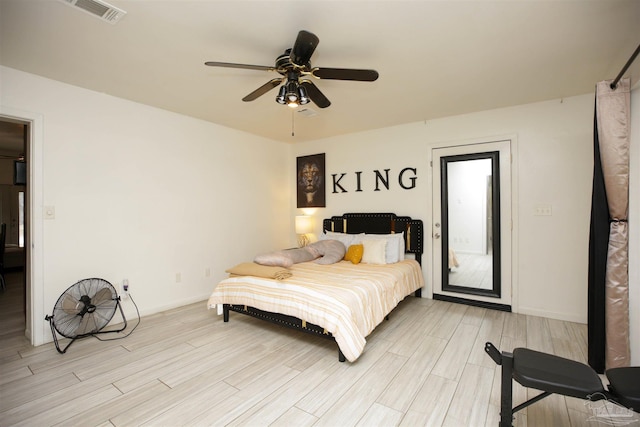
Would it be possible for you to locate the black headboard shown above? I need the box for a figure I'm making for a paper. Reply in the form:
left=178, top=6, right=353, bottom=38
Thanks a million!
left=322, top=213, right=424, bottom=265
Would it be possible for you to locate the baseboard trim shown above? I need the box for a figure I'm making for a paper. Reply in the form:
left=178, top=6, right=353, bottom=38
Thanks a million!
left=135, top=293, right=211, bottom=318
left=517, top=306, right=586, bottom=324
left=433, top=293, right=512, bottom=312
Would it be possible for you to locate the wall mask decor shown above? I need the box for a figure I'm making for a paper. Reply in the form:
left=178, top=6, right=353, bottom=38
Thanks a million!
left=297, top=153, right=326, bottom=208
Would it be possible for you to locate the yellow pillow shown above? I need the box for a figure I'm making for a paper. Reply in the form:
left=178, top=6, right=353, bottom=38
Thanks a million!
left=344, top=244, right=364, bottom=264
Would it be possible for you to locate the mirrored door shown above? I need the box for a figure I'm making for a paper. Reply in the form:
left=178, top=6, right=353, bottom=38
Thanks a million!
left=432, top=141, right=512, bottom=309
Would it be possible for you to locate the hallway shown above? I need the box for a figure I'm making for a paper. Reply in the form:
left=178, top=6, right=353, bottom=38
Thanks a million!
left=0, top=269, right=29, bottom=359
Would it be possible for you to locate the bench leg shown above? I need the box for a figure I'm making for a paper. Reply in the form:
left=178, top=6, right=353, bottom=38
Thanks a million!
left=500, top=352, right=514, bottom=427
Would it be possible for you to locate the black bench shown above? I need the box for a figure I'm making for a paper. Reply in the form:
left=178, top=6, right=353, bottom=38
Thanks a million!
left=485, top=342, right=640, bottom=426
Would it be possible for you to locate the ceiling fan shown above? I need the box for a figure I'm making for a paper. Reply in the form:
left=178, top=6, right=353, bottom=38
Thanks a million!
left=204, top=30, right=379, bottom=109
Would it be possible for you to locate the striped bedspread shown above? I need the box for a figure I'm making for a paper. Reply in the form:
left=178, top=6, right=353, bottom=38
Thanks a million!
left=207, top=259, right=424, bottom=362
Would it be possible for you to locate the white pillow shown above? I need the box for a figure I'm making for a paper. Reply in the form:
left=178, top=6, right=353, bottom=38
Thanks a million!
left=361, top=239, right=387, bottom=265
left=319, top=231, right=364, bottom=250
left=349, top=233, right=366, bottom=245
left=363, top=232, right=404, bottom=263
left=395, top=232, right=406, bottom=261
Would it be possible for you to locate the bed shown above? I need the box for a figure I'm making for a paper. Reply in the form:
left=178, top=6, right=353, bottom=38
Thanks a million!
left=208, top=213, right=424, bottom=362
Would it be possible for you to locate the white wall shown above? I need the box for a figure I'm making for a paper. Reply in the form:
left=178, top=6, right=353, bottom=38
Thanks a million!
left=1, top=66, right=291, bottom=345
left=293, top=94, right=594, bottom=324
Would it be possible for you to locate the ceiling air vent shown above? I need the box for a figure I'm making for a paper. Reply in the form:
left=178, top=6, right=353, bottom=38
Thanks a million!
left=59, top=0, right=126, bottom=24
left=297, top=108, right=318, bottom=118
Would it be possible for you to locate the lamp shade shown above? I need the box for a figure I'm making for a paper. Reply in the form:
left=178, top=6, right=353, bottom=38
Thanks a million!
left=295, top=215, right=313, bottom=234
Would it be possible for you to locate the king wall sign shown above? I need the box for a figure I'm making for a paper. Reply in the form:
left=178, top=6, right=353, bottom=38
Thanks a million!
left=296, top=152, right=418, bottom=208
left=331, top=167, right=418, bottom=193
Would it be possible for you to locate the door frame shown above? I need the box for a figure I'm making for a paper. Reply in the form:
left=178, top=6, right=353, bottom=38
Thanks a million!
left=1, top=107, right=45, bottom=346
left=430, top=138, right=517, bottom=311
left=440, top=151, right=502, bottom=298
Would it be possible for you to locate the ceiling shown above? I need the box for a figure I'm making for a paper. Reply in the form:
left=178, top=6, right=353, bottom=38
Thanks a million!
left=1, top=0, right=639, bottom=150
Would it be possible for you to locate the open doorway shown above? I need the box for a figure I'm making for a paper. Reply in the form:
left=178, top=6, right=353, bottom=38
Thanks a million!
left=0, top=118, right=28, bottom=341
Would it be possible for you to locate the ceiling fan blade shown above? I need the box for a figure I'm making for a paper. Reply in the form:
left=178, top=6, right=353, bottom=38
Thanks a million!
left=242, top=78, right=283, bottom=102
left=300, top=80, right=331, bottom=108
left=312, top=67, right=379, bottom=82
left=290, top=30, right=319, bottom=66
left=205, top=61, right=275, bottom=72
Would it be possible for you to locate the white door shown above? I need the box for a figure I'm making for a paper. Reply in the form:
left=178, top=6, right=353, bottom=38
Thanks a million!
left=432, top=140, right=512, bottom=309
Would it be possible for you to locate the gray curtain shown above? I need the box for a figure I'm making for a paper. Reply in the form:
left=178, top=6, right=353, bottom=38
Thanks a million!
left=595, top=77, right=631, bottom=369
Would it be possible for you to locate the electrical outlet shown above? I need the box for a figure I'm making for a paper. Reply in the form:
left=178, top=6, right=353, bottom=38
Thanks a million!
left=176, top=273, right=181, bottom=283
left=205, top=268, right=211, bottom=277
left=121, top=279, right=129, bottom=299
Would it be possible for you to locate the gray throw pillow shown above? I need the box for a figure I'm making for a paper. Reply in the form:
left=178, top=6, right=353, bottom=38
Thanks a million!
left=307, top=240, right=347, bottom=265
left=254, top=246, right=317, bottom=267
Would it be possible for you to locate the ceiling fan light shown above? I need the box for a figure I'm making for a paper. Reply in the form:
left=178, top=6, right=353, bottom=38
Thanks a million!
left=298, top=86, right=310, bottom=105
left=285, top=80, right=299, bottom=101
left=276, top=85, right=287, bottom=104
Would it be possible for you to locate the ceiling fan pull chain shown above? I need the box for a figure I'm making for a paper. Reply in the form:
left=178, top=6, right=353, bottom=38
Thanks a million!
left=291, top=110, right=295, bottom=137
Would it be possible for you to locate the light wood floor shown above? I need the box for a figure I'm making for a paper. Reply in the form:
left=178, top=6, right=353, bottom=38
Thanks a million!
left=0, top=270, right=616, bottom=426
left=449, top=252, right=492, bottom=290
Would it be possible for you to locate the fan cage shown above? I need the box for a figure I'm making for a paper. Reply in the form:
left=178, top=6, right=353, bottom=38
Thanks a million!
left=45, top=278, right=127, bottom=353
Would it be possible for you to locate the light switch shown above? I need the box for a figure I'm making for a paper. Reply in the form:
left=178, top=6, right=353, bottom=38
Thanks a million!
left=44, top=206, right=55, bottom=219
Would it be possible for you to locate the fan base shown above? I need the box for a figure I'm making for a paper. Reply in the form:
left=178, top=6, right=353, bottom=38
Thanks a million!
left=45, top=298, right=127, bottom=354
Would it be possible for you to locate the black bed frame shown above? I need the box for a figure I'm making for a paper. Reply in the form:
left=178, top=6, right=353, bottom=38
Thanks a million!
left=223, top=213, right=424, bottom=362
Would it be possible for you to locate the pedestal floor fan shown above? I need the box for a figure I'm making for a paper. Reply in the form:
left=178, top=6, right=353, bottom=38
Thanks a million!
left=45, top=278, right=127, bottom=353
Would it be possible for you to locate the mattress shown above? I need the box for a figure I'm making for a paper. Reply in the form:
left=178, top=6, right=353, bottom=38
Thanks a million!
left=208, top=259, right=424, bottom=362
